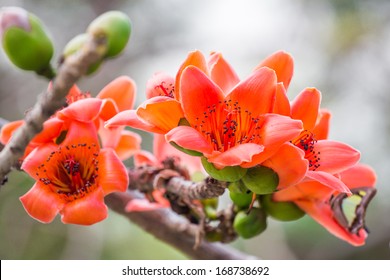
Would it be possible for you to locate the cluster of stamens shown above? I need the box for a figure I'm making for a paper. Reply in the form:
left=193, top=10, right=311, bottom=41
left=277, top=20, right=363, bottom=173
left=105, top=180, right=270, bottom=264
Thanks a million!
left=193, top=99, right=263, bottom=152
left=155, top=82, right=174, bottom=98
left=292, top=130, right=321, bottom=170
left=36, top=142, right=100, bottom=202
left=65, top=90, right=91, bottom=105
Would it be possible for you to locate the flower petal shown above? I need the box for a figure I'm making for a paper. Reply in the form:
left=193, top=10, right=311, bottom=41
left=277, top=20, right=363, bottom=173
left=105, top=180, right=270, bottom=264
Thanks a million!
left=105, top=110, right=166, bottom=134
left=180, top=66, right=224, bottom=126
left=273, top=180, right=335, bottom=202
left=96, top=76, right=136, bottom=112
left=60, top=188, right=107, bottom=225
left=58, top=98, right=103, bottom=122
left=263, top=143, right=308, bottom=189
left=0, top=120, right=24, bottom=144
left=114, top=130, right=142, bottom=161
left=63, top=121, right=99, bottom=146
left=137, top=96, right=185, bottom=133
left=260, top=114, right=303, bottom=146
left=291, top=88, right=321, bottom=131
left=207, top=143, right=264, bottom=167
left=312, top=109, right=331, bottom=140
left=295, top=200, right=366, bottom=246
left=175, top=50, right=208, bottom=101
left=146, top=72, right=175, bottom=99
left=227, top=67, right=277, bottom=116
left=306, top=170, right=351, bottom=194
left=165, top=126, right=214, bottom=155
left=21, top=143, right=58, bottom=181
left=208, top=52, right=240, bottom=93
left=339, top=164, right=377, bottom=189
left=315, top=140, right=360, bottom=174
left=20, top=182, right=63, bottom=223
left=31, top=117, right=64, bottom=145
left=272, top=83, right=291, bottom=116
left=254, top=50, right=294, bottom=90
left=98, top=148, right=129, bottom=195
left=134, top=150, right=159, bottom=167
left=98, top=98, right=119, bottom=121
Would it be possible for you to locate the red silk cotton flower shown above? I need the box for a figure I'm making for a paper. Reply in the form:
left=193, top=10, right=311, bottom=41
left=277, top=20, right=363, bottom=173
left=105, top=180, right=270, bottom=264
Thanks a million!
left=20, top=120, right=129, bottom=225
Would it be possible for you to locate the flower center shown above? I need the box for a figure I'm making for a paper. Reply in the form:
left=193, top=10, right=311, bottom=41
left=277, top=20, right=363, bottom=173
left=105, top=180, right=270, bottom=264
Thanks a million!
left=36, top=143, right=99, bottom=202
left=193, top=99, right=262, bottom=152
left=291, top=130, right=320, bottom=171
left=66, top=90, right=91, bottom=105
left=155, top=81, right=174, bottom=98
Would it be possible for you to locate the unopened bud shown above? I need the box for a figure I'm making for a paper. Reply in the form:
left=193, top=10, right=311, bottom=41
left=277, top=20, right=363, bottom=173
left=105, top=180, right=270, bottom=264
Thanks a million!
left=201, top=157, right=247, bottom=182
left=241, top=165, right=279, bottom=194
left=229, top=181, right=253, bottom=208
left=87, top=11, right=131, bottom=58
left=0, top=7, right=54, bottom=74
left=260, top=194, right=305, bottom=221
left=233, top=208, right=267, bottom=239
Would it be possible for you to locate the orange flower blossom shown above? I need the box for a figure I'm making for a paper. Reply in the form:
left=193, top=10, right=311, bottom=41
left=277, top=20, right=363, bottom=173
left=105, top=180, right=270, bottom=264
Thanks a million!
left=106, top=50, right=303, bottom=170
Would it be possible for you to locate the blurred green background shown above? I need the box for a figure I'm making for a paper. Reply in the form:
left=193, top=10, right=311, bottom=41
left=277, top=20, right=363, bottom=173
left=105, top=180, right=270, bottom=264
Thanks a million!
left=1, top=0, right=389, bottom=259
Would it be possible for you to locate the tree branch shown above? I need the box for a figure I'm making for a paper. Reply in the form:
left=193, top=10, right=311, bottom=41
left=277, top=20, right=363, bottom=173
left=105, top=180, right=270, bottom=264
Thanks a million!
left=105, top=191, right=257, bottom=260
left=0, top=35, right=107, bottom=184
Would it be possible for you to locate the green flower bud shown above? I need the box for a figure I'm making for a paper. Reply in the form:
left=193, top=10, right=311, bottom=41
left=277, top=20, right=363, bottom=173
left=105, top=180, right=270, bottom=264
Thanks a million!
left=201, top=157, right=247, bottom=182
left=229, top=181, right=253, bottom=208
left=0, top=7, right=54, bottom=75
left=260, top=194, right=305, bottom=221
left=62, top=33, right=101, bottom=75
left=233, top=208, right=267, bottom=239
left=87, top=11, right=131, bottom=58
left=202, top=197, right=218, bottom=220
left=241, top=165, right=279, bottom=194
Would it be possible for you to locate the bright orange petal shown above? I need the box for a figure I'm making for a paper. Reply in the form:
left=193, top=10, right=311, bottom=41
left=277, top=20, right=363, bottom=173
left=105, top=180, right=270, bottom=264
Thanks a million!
left=60, top=188, right=107, bottom=225
left=180, top=66, right=224, bottom=125
left=260, top=114, right=303, bottom=146
left=263, top=143, right=308, bottom=189
left=315, top=140, right=360, bottom=174
left=273, top=180, right=335, bottom=202
left=21, top=143, right=58, bottom=181
left=96, top=76, right=136, bottom=112
left=272, top=83, right=291, bottom=116
left=114, top=130, right=142, bottom=161
left=58, top=98, right=102, bottom=122
left=105, top=110, right=166, bottom=134
left=0, top=119, right=24, bottom=144
left=31, top=117, right=64, bottom=145
left=20, top=182, right=63, bottom=223
left=306, top=170, right=351, bottom=194
left=227, top=67, right=277, bottom=116
left=312, top=109, right=331, bottom=140
left=339, top=164, right=377, bottom=189
left=63, top=121, right=99, bottom=146
left=291, top=88, right=321, bottom=130
left=98, top=98, right=119, bottom=121
left=175, top=50, right=208, bottom=101
left=165, top=126, right=214, bottom=155
left=98, top=148, right=129, bottom=195
left=295, top=200, right=366, bottom=246
left=207, top=143, right=264, bottom=167
left=254, top=50, right=294, bottom=90
left=208, top=52, right=240, bottom=94
left=137, top=96, right=185, bottom=133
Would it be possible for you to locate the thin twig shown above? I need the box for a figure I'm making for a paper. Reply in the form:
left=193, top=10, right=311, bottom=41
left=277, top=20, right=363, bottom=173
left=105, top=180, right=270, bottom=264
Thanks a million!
left=105, top=191, right=258, bottom=260
left=0, top=35, right=107, bottom=184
